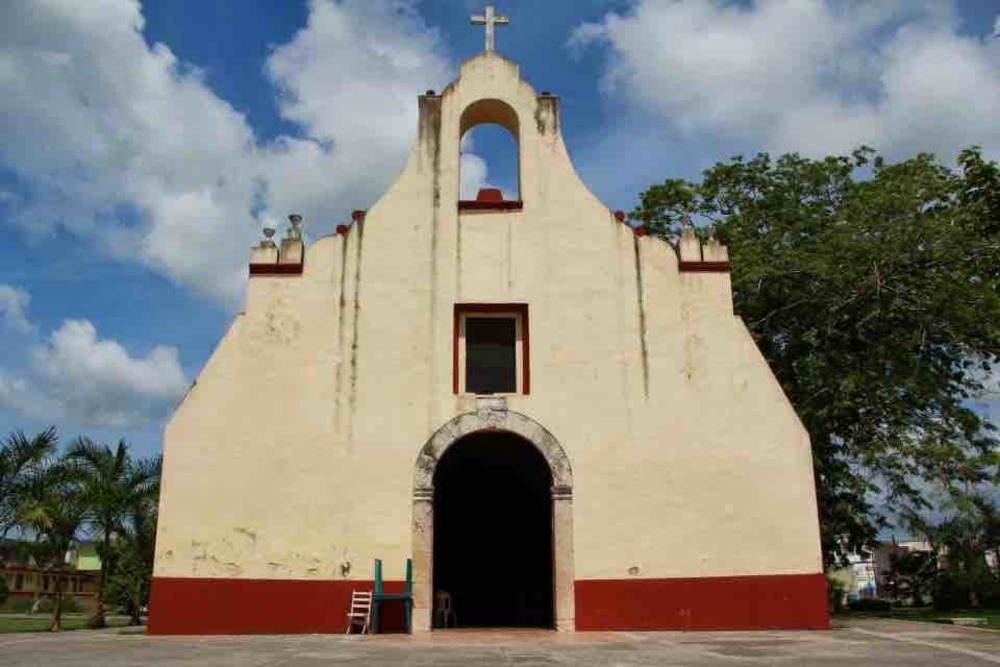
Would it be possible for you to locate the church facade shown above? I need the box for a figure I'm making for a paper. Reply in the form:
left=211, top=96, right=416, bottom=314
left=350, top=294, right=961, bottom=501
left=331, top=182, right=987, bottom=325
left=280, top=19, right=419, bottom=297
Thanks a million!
left=150, top=51, right=828, bottom=634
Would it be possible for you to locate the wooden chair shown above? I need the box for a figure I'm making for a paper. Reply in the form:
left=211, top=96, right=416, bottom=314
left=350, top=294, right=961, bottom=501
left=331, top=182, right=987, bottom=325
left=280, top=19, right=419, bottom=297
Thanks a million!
left=345, top=590, right=373, bottom=634
left=433, top=590, right=457, bottom=628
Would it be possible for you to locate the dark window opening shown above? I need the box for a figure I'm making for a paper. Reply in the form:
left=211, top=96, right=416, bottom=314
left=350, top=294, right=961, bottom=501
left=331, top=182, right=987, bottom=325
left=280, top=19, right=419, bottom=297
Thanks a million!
left=465, top=317, right=516, bottom=394
left=433, top=431, right=553, bottom=628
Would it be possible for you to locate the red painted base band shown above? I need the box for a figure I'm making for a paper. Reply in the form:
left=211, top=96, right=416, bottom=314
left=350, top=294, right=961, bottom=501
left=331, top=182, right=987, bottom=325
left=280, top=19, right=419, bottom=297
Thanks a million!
left=148, top=577, right=406, bottom=635
left=575, top=573, right=829, bottom=631
left=150, top=573, right=828, bottom=634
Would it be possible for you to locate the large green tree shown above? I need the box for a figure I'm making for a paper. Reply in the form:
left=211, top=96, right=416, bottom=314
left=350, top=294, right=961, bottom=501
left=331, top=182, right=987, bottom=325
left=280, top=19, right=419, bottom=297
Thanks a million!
left=633, top=147, right=1000, bottom=564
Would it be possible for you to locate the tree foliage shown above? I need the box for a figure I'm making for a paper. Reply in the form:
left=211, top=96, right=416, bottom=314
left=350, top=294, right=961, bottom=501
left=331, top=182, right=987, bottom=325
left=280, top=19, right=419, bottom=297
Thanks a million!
left=908, top=492, right=1000, bottom=609
left=0, top=428, right=57, bottom=537
left=106, top=459, right=160, bottom=625
left=634, top=147, right=1000, bottom=564
left=66, top=438, right=159, bottom=627
left=2, top=428, right=160, bottom=630
left=882, top=547, right=937, bottom=606
left=14, top=455, right=86, bottom=630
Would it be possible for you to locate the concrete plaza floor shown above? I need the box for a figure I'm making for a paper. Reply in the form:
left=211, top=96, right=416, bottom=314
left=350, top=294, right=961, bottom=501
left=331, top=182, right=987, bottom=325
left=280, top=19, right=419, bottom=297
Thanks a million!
left=0, top=618, right=998, bottom=666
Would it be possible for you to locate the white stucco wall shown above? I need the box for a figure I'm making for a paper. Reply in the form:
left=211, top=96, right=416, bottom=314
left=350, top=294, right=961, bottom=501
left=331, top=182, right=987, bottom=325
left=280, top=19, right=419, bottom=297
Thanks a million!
left=154, top=53, right=823, bottom=589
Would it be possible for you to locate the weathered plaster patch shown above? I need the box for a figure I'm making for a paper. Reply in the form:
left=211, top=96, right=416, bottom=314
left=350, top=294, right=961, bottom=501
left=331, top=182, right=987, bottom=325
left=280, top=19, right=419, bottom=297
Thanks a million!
left=534, top=96, right=559, bottom=135
left=347, top=221, right=365, bottom=442
left=233, top=526, right=257, bottom=542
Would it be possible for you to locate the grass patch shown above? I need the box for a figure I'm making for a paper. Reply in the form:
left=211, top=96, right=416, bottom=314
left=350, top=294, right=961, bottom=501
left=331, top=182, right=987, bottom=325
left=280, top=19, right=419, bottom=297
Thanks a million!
left=843, top=607, right=1000, bottom=630
left=0, top=614, right=133, bottom=634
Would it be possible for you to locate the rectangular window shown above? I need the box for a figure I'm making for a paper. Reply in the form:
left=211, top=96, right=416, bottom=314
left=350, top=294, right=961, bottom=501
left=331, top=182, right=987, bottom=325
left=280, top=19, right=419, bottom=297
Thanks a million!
left=465, top=317, right=517, bottom=394
left=454, top=304, right=529, bottom=395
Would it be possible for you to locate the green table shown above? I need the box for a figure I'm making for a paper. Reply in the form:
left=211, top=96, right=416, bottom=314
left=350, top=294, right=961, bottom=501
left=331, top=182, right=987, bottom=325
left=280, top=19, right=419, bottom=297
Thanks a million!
left=371, top=558, right=413, bottom=634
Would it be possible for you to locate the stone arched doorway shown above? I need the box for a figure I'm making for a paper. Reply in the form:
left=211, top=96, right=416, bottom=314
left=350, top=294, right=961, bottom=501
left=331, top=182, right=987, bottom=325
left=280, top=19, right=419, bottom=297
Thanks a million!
left=412, top=399, right=574, bottom=632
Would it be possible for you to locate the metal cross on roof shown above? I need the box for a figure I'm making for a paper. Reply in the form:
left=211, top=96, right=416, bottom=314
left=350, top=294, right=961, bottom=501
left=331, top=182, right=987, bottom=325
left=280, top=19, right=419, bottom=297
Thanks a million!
left=470, top=3, right=509, bottom=53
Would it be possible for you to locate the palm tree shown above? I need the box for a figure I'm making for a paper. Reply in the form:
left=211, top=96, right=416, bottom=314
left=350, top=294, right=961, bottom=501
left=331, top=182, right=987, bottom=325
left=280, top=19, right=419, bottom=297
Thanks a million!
left=14, top=459, right=85, bottom=631
left=108, top=456, right=160, bottom=625
left=1, top=428, right=58, bottom=537
left=66, top=438, right=158, bottom=628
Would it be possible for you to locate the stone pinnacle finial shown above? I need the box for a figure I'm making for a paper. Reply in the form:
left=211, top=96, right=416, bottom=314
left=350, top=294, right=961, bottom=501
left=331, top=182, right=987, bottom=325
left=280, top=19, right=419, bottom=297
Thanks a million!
left=470, top=3, right=509, bottom=53
left=260, top=227, right=276, bottom=248
left=678, top=216, right=702, bottom=263
left=286, top=214, right=303, bottom=240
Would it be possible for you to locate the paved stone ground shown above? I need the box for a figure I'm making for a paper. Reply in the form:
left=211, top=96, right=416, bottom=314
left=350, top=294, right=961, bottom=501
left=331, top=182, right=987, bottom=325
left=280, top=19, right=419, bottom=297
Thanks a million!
left=0, top=618, right=997, bottom=666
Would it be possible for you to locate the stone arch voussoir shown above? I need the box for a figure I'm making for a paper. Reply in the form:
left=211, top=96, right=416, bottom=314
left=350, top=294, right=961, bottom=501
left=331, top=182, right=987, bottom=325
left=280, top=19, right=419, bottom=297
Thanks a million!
left=413, top=409, right=572, bottom=495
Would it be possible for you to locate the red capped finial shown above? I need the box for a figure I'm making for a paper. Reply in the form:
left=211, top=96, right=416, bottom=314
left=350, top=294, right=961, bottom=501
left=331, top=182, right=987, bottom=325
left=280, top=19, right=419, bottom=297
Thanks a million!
left=614, top=210, right=626, bottom=223
left=351, top=210, right=366, bottom=223
left=336, top=224, right=348, bottom=235
left=634, top=225, right=647, bottom=237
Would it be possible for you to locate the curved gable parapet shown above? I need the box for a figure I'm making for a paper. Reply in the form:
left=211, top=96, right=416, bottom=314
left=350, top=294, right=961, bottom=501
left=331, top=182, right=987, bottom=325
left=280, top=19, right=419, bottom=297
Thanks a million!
left=352, top=52, right=614, bottom=229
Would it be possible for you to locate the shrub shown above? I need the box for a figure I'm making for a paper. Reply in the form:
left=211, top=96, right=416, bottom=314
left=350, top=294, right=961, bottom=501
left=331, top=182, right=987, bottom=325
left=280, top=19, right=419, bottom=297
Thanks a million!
left=7, top=596, right=33, bottom=612
left=826, top=575, right=847, bottom=613
left=847, top=598, right=892, bottom=612
left=978, top=577, right=1000, bottom=609
left=62, top=597, right=84, bottom=614
left=932, top=573, right=971, bottom=610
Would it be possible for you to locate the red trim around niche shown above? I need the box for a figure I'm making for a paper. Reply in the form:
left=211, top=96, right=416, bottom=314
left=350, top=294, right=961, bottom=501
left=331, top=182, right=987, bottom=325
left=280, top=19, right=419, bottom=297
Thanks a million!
left=249, top=263, right=304, bottom=276
left=453, top=303, right=530, bottom=395
left=678, top=261, right=730, bottom=273
left=458, top=200, right=524, bottom=212
left=575, top=572, right=829, bottom=631
left=148, top=577, right=407, bottom=635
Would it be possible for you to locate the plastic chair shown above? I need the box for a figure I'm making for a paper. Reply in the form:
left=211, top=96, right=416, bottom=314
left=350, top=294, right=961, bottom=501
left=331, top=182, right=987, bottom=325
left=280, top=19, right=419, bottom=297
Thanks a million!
left=433, top=590, right=457, bottom=628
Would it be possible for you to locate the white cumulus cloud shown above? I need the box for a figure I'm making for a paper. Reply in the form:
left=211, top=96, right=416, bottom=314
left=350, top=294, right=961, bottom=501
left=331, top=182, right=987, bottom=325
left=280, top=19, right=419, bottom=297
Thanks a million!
left=0, top=0, right=453, bottom=308
left=460, top=152, right=490, bottom=200
left=0, top=286, right=189, bottom=429
left=571, top=0, right=1000, bottom=159
left=0, top=284, right=34, bottom=334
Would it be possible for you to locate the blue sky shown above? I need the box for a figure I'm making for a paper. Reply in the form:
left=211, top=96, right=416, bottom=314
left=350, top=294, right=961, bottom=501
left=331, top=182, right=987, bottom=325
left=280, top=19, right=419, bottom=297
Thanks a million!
left=0, top=0, right=998, bottom=461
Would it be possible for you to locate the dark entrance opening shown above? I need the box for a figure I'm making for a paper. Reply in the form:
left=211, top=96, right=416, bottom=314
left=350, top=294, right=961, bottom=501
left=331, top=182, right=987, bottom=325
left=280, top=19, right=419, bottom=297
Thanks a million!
left=433, top=431, right=553, bottom=628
